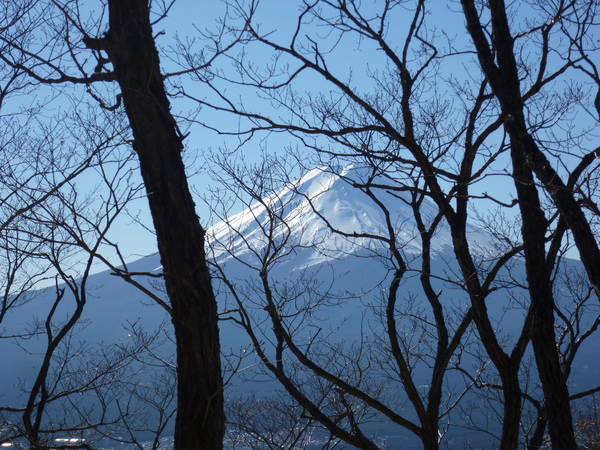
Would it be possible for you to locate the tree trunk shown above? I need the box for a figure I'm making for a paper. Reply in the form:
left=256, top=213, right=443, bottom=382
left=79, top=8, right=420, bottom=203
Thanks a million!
left=84, top=1, right=225, bottom=448
left=420, top=419, right=440, bottom=450
left=499, top=372, right=522, bottom=450
left=460, top=1, right=578, bottom=446
left=510, top=134, right=577, bottom=448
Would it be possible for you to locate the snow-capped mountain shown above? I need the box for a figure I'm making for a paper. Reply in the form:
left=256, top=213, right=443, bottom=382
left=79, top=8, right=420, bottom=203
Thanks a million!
left=0, top=164, right=597, bottom=449
left=208, top=164, right=495, bottom=269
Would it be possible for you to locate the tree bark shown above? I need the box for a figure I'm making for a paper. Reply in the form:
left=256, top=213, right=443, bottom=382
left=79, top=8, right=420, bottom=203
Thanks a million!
left=460, top=1, right=578, bottom=447
left=84, top=1, right=225, bottom=448
left=510, top=133, right=576, bottom=449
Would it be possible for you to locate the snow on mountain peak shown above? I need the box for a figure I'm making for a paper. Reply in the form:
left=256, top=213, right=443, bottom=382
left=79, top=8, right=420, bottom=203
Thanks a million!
left=207, top=164, right=495, bottom=269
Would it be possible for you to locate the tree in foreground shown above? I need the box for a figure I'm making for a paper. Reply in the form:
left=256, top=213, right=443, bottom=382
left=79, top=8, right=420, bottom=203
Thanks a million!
left=184, top=0, right=600, bottom=448
left=2, top=0, right=600, bottom=448
left=0, top=61, right=167, bottom=446
left=0, top=1, right=229, bottom=448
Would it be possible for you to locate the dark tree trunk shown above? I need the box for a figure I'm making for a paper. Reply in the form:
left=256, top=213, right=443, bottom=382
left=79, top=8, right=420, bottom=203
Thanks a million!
left=510, top=134, right=576, bottom=448
left=527, top=408, right=547, bottom=450
left=460, top=1, right=578, bottom=447
left=84, top=1, right=225, bottom=448
left=499, top=372, right=522, bottom=450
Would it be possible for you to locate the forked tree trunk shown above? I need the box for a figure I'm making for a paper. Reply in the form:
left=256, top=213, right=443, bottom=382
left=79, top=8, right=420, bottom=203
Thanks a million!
left=460, top=1, right=578, bottom=446
left=84, top=1, right=225, bottom=448
left=510, top=132, right=577, bottom=449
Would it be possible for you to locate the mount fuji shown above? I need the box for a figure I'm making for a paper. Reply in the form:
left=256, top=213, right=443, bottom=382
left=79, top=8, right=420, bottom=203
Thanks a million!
left=0, top=164, right=597, bottom=448
left=208, top=164, right=496, bottom=265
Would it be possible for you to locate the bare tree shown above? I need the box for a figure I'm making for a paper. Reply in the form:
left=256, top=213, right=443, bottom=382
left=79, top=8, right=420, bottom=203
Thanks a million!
left=206, top=153, right=531, bottom=449
left=0, top=1, right=241, bottom=447
left=0, top=36, right=178, bottom=445
left=180, top=0, right=600, bottom=448
left=2, top=0, right=600, bottom=448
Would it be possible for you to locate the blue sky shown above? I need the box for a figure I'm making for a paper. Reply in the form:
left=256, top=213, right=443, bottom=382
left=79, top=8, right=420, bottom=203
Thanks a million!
left=4, top=0, right=595, bottom=274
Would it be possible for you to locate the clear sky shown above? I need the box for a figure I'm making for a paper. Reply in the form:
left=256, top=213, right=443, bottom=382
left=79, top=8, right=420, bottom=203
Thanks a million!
left=6, top=0, right=594, bottom=275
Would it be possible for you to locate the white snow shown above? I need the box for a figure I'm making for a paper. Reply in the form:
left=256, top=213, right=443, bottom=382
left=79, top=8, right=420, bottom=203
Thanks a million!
left=207, top=164, right=497, bottom=269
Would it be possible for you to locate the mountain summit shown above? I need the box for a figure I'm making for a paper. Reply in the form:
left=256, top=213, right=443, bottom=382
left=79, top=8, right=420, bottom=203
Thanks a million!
left=208, top=164, right=495, bottom=269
